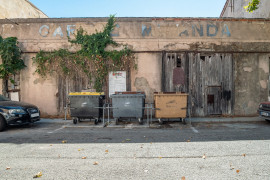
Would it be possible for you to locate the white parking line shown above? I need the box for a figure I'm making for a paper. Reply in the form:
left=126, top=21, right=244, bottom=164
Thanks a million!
left=47, top=125, right=66, bottom=134
left=190, top=126, right=199, bottom=133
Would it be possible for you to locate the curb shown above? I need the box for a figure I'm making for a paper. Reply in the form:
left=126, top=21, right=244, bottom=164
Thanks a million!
left=40, top=116, right=264, bottom=125
left=187, top=117, right=263, bottom=123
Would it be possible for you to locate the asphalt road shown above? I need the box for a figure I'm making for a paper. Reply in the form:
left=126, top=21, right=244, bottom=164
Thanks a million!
left=0, top=119, right=269, bottom=179
left=0, top=118, right=269, bottom=144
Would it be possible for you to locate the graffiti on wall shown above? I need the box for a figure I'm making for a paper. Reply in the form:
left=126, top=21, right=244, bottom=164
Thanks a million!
left=38, top=23, right=231, bottom=38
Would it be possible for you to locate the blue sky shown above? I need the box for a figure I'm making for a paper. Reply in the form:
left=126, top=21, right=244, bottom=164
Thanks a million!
left=30, top=0, right=227, bottom=18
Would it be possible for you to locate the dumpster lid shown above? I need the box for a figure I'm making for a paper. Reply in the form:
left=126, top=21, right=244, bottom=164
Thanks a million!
left=69, top=92, right=104, bottom=95
left=115, top=91, right=145, bottom=94
left=154, top=92, right=188, bottom=95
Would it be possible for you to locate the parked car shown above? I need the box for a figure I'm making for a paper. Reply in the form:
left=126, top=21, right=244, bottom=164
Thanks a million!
left=258, top=101, right=270, bottom=122
left=0, top=94, right=40, bottom=131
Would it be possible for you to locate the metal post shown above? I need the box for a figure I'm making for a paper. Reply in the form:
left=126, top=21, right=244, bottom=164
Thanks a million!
left=146, top=104, right=149, bottom=126
left=103, top=103, right=105, bottom=126
left=150, top=103, right=153, bottom=125
left=64, top=105, right=67, bottom=120
left=107, top=103, right=110, bottom=123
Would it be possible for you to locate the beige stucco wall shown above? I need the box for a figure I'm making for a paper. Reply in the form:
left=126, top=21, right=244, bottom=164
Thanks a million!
left=131, top=53, right=162, bottom=103
left=1, top=18, right=270, bottom=52
left=1, top=17, right=270, bottom=116
left=20, top=54, right=58, bottom=116
left=234, top=53, right=270, bottom=115
left=0, top=0, right=47, bottom=19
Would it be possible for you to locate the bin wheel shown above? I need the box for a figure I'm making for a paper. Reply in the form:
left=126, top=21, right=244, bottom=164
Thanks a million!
left=182, top=118, right=186, bottom=125
left=115, top=118, right=119, bottom=125
left=0, top=116, right=7, bottom=132
left=158, top=118, right=163, bottom=124
left=94, top=119, right=99, bottom=125
left=73, top=118, right=78, bottom=124
left=138, top=118, right=143, bottom=125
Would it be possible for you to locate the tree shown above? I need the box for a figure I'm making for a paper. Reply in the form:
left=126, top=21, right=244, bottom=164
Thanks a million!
left=244, top=0, right=260, bottom=13
left=0, top=36, right=26, bottom=96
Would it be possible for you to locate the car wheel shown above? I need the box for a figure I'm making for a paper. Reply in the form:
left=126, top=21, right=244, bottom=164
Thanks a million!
left=73, top=118, right=78, bottom=124
left=115, top=118, right=119, bottom=125
left=0, top=116, right=7, bottom=132
left=182, top=118, right=186, bottom=125
left=138, top=118, right=143, bottom=125
left=266, top=119, right=270, bottom=123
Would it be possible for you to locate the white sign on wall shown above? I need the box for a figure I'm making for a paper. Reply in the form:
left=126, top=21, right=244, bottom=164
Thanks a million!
left=109, top=71, right=126, bottom=97
left=10, top=92, right=19, bottom=101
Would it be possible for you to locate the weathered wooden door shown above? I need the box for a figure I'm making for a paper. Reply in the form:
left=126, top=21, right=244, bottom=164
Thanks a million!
left=162, top=52, right=188, bottom=92
left=162, top=52, right=233, bottom=116
left=189, top=53, right=233, bottom=116
left=207, top=86, right=222, bottom=115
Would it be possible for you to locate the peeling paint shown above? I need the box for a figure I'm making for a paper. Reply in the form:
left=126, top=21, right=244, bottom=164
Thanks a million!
left=164, top=43, right=177, bottom=49
left=33, top=78, right=47, bottom=85
left=248, top=101, right=256, bottom=108
left=192, top=24, right=203, bottom=37
left=67, top=25, right=76, bottom=37
left=53, top=26, right=63, bottom=38
left=259, top=60, right=268, bottom=73
left=243, top=67, right=253, bottom=72
left=134, top=77, right=155, bottom=103
left=260, top=80, right=267, bottom=89
left=111, top=24, right=120, bottom=37
left=238, top=90, right=247, bottom=93
left=221, top=24, right=231, bottom=37
left=39, top=25, right=49, bottom=37
left=207, top=24, right=218, bottom=37
left=142, top=24, right=151, bottom=36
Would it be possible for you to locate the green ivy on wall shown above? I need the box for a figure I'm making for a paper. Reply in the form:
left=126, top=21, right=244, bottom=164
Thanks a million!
left=33, top=15, right=136, bottom=92
left=245, top=0, right=260, bottom=13
left=0, top=36, right=26, bottom=85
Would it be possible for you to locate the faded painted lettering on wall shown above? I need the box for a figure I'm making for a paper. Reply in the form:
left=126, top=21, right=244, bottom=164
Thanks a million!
left=39, top=23, right=231, bottom=38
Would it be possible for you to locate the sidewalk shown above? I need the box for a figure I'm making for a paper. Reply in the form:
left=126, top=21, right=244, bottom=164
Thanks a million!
left=188, top=116, right=263, bottom=123
left=40, top=116, right=264, bottom=129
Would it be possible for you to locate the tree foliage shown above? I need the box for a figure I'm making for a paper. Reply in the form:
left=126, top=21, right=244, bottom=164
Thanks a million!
left=0, top=36, right=26, bottom=83
left=33, top=15, right=136, bottom=92
left=244, top=0, right=260, bottom=13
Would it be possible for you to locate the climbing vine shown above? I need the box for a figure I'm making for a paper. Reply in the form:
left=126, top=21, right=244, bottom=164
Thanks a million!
left=245, top=0, right=260, bottom=13
left=0, top=36, right=25, bottom=87
left=33, top=15, right=136, bottom=92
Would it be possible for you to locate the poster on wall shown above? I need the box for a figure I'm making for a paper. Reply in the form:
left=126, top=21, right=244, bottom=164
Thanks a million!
left=10, top=92, right=19, bottom=101
left=109, top=71, right=126, bottom=97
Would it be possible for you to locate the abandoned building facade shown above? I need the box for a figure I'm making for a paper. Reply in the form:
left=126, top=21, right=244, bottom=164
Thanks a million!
left=0, top=17, right=269, bottom=117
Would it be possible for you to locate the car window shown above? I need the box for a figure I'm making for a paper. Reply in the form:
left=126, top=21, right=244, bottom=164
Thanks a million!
left=0, top=95, right=10, bottom=101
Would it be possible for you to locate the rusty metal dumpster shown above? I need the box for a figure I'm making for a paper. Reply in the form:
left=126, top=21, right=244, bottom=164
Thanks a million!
left=111, top=92, right=145, bottom=125
left=69, top=92, right=105, bottom=124
left=154, top=92, right=188, bottom=124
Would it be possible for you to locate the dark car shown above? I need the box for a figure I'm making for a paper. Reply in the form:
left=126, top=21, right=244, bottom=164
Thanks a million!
left=0, top=94, right=40, bottom=131
left=258, top=101, right=270, bottom=122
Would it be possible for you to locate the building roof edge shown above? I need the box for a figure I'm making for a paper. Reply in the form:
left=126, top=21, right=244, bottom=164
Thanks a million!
left=220, top=0, right=230, bottom=17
